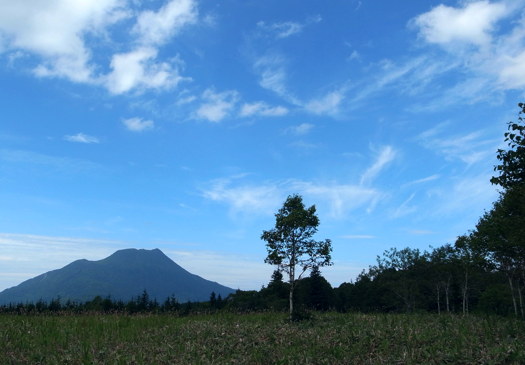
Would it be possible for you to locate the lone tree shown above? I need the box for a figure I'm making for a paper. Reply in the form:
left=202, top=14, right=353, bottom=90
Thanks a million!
left=261, top=194, right=332, bottom=320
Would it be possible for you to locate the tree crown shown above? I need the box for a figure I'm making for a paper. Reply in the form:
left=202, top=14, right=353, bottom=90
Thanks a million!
left=261, top=194, right=332, bottom=277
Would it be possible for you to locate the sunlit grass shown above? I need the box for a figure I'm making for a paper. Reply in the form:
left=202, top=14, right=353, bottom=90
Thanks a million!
left=1, top=312, right=524, bottom=364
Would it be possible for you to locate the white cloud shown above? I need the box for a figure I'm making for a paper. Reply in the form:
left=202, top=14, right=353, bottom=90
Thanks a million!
left=64, top=133, right=100, bottom=144
left=413, top=1, right=509, bottom=46
left=305, top=91, right=344, bottom=115
left=287, top=123, right=314, bottom=135
left=403, top=174, right=440, bottom=187
left=257, top=15, right=321, bottom=39
left=253, top=54, right=295, bottom=101
left=360, top=146, right=397, bottom=185
left=0, top=0, right=127, bottom=83
left=202, top=177, right=282, bottom=215
left=133, top=0, right=197, bottom=46
left=203, top=176, right=382, bottom=219
left=297, top=181, right=381, bottom=218
left=391, top=193, right=417, bottom=218
left=257, top=21, right=304, bottom=39
left=0, top=0, right=196, bottom=94
left=105, top=47, right=187, bottom=94
left=239, top=102, right=288, bottom=117
left=409, top=0, right=525, bottom=95
left=436, top=174, right=498, bottom=215
left=417, top=123, right=497, bottom=165
left=122, top=117, right=154, bottom=132
left=498, top=50, right=525, bottom=89
left=196, top=89, right=239, bottom=122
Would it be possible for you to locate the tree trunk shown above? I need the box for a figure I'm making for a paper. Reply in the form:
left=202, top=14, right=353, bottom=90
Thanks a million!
left=462, top=270, right=468, bottom=315
left=445, top=276, right=451, bottom=313
left=508, top=275, right=518, bottom=317
left=289, top=282, right=294, bottom=320
left=521, top=273, right=525, bottom=318
left=436, top=283, right=441, bottom=315
left=518, top=280, right=523, bottom=318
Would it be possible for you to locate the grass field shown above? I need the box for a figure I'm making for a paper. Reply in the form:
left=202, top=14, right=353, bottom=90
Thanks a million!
left=1, top=312, right=524, bottom=364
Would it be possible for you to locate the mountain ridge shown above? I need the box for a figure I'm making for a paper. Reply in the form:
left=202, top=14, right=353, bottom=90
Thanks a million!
left=0, top=248, right=235, bottom=304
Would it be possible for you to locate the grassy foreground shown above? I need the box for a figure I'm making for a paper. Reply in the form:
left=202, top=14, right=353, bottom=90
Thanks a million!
left=1, top=312, right=524, bottom=364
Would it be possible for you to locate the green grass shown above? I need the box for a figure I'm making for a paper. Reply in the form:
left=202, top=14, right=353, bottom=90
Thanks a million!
left=1, top=312, right=524, bottom=364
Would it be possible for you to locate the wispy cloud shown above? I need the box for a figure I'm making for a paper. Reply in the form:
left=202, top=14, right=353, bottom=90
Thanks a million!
left=360, top=146, right=397, bottom=185
left=305, top=90, right=344, bottom=116
left=437, top=174, right=498, bottom=215
left=132, top=0, right=197, bottom=46
left=403, top=174, right=440, bottom=187
left=391, top=193, right=417, bottom=219
left=256, top=15, right=321, bottom=39
left=202, top=176, right=382, bottom=219
left=239, top=102, right=288, bottom=117
left=286, top=123, right=314, bottom=136
left=253, top=54, right=291, bottom=98
left=296, top=181, right=381, bottom=218
left=409, top=0, right=525, bottom=95
left=122, top=117, right=155, bottom=132
left=202, top=176, right=283, bottom=215
left=257, top=21, right=304, bottom=39
left=196, top=88, right=240, bottom=122
left=416, top=122, right=498, bottom=165
left=64, top=133, right=100, bottom=144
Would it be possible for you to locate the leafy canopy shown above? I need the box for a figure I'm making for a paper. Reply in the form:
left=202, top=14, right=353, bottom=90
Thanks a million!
left=261, top=194, right=332, bottom=278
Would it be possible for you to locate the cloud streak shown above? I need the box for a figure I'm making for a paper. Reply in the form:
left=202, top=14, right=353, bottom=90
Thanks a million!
left=360, top=146, right=397, bottom=185
left=64, top=133, right=100, bottom=144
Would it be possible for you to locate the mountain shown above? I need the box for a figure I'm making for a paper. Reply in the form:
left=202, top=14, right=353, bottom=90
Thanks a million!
left=0, top=248, right=235, bottom=305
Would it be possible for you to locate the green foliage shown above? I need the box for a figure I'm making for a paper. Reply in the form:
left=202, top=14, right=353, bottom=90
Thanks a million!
left=262, top=194, right=332, bottom=273
left=491, top=102, right=525, bottom=190
left=261, top=194, right=332, bottom=319
left=295, top=267, right=335, bottom=311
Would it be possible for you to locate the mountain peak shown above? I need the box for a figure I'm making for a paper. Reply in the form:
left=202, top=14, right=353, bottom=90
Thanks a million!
left=0, top=248, right=234, bottom=305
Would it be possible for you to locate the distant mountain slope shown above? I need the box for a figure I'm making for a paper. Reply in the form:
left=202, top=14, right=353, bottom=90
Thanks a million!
left=0, top=248, right=235, bottom=304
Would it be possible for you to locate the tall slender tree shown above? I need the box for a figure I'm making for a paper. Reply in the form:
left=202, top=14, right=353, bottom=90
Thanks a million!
left=262, top=194, right=332, bottom=320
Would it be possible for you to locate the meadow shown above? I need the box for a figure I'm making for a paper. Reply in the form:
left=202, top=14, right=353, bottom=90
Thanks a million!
left=1, top=312, right=524, bottom=364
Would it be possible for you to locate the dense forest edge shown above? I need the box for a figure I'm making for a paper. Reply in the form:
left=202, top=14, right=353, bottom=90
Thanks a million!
left=1, top=103, right=524, bottom=318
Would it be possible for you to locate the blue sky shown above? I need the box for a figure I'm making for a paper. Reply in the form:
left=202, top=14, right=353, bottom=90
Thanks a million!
left=1, top=0, right=525, bottom=292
